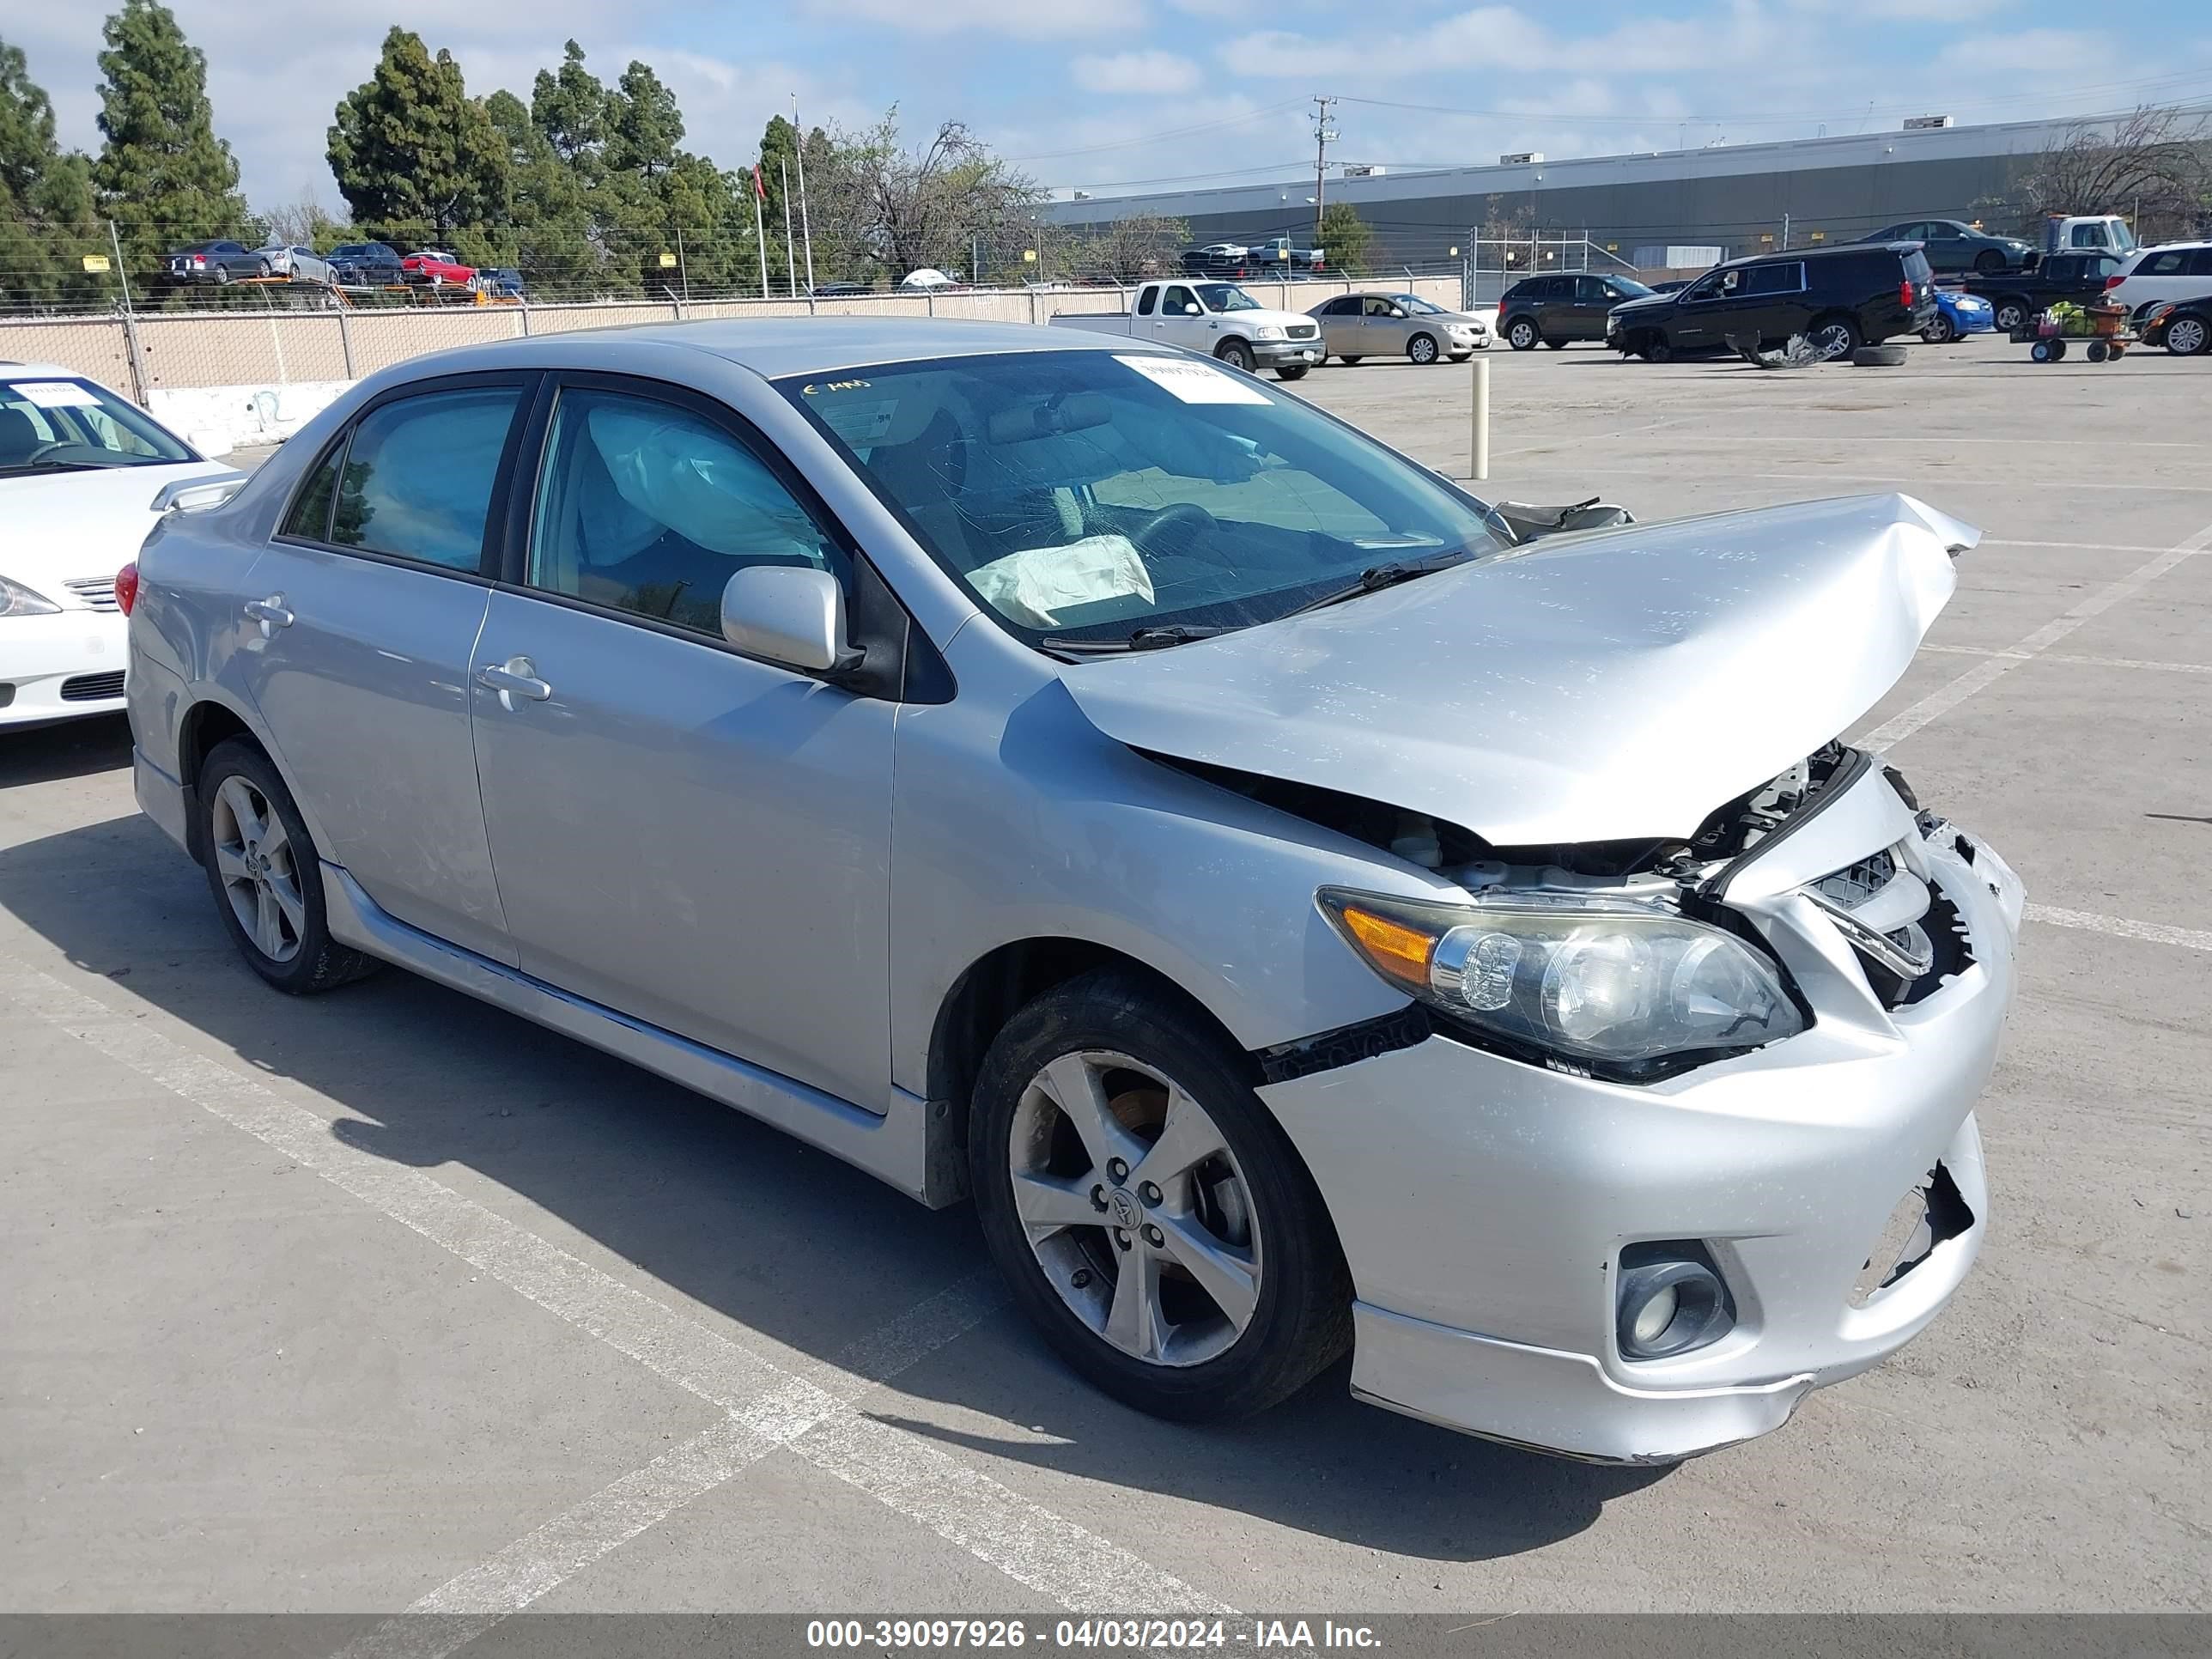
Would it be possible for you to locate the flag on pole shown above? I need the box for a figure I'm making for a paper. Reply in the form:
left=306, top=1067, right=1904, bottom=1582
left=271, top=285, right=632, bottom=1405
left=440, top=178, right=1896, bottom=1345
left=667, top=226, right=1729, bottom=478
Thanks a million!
left=752, top=164, right=768, bottom=203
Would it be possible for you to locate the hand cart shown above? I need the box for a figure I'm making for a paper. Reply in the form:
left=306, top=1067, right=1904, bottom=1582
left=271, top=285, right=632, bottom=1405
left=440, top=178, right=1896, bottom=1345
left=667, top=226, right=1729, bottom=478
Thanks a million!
left=2011, top=301, right=2136, bottom=363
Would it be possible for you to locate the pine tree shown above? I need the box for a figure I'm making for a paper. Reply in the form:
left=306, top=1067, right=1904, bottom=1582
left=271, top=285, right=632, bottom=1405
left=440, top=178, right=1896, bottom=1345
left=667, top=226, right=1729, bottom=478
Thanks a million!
left=88, top=0, right=248, bottom=287
left=327, top=27, right=507, bottom=247
left=2, top=37, right=106, bottom=307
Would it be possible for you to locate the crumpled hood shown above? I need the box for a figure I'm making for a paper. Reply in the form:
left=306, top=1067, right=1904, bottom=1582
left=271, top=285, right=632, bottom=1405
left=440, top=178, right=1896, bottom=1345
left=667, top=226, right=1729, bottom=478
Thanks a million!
left=1058, top=493, right=1975, bottom=847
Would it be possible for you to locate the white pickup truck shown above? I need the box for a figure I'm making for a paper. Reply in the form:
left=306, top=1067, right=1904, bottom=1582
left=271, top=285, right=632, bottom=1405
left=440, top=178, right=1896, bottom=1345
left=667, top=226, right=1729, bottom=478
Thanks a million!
left=1049, top=280, right=1325, bottom=380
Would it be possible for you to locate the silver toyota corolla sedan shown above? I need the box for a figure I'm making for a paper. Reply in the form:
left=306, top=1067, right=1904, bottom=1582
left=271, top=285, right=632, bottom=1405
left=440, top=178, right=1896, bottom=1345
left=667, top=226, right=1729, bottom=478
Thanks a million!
left=125, top=319, right=2023, bottom=1462
left=1308, top=292, right=1491, bottom=363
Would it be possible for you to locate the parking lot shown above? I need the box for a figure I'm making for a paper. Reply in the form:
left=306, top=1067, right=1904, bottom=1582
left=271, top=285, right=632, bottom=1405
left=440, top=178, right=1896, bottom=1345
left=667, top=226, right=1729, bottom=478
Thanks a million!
left=3, top=333, right=2206, bottom=1626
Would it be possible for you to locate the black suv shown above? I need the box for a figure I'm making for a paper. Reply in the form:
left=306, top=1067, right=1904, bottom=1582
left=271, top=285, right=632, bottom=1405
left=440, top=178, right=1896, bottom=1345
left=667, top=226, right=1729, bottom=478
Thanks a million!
left=326, top=241, right=405, bottom=287
left=1497, top=272, right=1656, bottom=349
left=1606, top=243, right=1936, bottom=362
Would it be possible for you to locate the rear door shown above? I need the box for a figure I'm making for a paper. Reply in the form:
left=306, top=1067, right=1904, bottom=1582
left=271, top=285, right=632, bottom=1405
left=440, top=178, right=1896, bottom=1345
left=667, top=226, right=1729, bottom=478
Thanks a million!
left=234, top=373, right=532, bottom=963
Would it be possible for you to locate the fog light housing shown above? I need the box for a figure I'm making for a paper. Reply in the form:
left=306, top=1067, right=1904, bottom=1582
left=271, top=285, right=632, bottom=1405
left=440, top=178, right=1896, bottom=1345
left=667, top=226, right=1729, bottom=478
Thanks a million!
left=1616, top=1243, right=1735, bottom=1360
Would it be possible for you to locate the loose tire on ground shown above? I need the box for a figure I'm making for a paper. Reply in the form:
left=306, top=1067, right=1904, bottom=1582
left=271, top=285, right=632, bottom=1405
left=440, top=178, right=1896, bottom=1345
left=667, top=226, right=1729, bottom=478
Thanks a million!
left=1851, top=343, right=1910, bottom=367
left=969, top=969, right=1352, bottom=1422
left=198, top=738, right=381, bottom=995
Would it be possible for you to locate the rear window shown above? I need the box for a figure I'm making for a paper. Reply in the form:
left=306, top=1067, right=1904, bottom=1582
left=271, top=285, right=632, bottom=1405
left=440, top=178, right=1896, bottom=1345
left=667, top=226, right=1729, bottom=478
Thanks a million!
left=1902, top=251, right=1935, bottom=285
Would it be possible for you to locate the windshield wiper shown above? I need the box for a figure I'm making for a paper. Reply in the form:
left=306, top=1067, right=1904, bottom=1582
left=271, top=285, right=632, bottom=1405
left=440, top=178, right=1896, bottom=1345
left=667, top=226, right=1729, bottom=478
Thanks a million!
left=1279, top=550, right=1474, bottom=618
left=0, top=459, right=106, bottom=476
left=1041, top=624, right=1230, bottom=654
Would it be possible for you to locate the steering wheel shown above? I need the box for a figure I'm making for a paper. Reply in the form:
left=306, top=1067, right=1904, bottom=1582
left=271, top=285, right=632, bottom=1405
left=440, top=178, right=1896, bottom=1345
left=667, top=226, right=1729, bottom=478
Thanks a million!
left=1127, top=501, right=1219, bottom=560
left=13, top=440, right=68, bottom=466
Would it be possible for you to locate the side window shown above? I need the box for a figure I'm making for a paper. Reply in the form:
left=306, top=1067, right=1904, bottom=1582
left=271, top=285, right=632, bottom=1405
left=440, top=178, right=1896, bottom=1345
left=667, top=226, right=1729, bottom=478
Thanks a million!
left=527, top=386, right=847, bottom=641
left=1363, top=296, right=1397, bottom=317
left=1741, top=262, right=1804, bottom=295
left=1162, top=284, right=1198, bottom=314
left=329, top=386, right=520, bottom=571
left=280, top=441, right=341, bottom=541
left=2189, top=248, right=2212, bottom=276
left=2143, top=250, right=2190, bottom=276
left=1136, top=287, right=1157, bottom=316
left=2070, top=224, right=2102, bottom=248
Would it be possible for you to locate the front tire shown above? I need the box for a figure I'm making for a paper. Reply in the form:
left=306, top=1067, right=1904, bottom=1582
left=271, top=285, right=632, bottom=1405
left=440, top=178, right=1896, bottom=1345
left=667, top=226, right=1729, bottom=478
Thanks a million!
left=1506, top=317, right=1539, bottom=350
left=1406, top=332, right=1438, bottom=365
left=1639, top=332, right=1674, bottom=363
left=1923, top=314, right=1955, bottom=344
left=198, top=738, right=380, bottom=995
left=1213, top=338, right=1255, bottom=374
left=969, top=971, right=1352, bottom=1421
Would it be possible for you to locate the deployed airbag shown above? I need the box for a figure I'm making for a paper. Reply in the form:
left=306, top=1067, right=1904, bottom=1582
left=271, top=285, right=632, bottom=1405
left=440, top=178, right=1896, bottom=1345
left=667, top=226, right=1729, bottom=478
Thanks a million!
left=967, top=533, right=1154, bottom=627
left=586, top=402, right=825, bottom=564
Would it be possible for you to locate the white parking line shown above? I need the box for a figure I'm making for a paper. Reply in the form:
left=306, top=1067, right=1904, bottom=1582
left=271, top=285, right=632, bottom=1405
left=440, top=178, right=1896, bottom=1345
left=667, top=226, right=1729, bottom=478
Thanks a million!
left=2026, top=905, right=2212, bottom=954
left=1921, top=643, right=2212, bottom=676
left=0, top=963, right=1227, bottom=1625
left=1862, top=516, right=2212, bottom=752
left=1979, top=538, right=2181, bottom=553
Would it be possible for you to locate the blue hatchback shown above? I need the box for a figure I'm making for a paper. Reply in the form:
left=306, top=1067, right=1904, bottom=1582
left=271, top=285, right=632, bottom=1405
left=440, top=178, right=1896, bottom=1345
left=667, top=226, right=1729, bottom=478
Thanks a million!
left=1923, top=287, right=1996, bottom=343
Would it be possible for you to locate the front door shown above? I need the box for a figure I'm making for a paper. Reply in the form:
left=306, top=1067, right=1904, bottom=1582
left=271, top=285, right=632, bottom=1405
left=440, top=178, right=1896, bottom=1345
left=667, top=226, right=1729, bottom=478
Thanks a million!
left=234, top=375, right=530, bottom=963
left=1670, top=270, right=1747, bottom=349
left=469, top=376, right=895, bottom=1110
left=1156, top=284, right=1206, bottom=349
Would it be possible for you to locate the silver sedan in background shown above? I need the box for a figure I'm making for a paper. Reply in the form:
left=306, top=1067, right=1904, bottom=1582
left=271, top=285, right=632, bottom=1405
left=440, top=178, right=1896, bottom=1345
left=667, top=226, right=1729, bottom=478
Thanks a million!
left=1309, top=291, right=1491, bottom=363
left=262, top=246, right=334, bottom=284
left=124, top=319, right=2020, bottom=1464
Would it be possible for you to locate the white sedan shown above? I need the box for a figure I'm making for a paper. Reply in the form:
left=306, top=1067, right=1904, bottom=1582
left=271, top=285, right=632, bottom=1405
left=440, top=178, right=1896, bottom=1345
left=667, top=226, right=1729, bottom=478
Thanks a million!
left=1, top=367, right=239, bottom=730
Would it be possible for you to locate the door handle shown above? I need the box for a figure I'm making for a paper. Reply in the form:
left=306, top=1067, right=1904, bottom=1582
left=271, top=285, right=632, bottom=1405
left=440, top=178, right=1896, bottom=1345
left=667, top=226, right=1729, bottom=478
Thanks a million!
left=477, top=656, right=552, bottom=711
left=243, top=595, right=294, bottom=637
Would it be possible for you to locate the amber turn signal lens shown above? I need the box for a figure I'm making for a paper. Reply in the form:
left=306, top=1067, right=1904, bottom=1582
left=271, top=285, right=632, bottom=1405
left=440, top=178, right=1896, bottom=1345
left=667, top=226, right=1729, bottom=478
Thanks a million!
left=1338, top=905, right=1437, bottom=988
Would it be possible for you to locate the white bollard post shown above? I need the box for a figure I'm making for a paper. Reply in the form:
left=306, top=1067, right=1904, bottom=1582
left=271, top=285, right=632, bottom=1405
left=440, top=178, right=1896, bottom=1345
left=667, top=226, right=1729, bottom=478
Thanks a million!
left=1471, top=354, right=1491, bottom=482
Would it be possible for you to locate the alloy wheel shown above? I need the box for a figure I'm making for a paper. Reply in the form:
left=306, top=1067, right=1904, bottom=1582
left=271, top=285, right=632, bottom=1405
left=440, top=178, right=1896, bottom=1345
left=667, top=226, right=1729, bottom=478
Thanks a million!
left=1813, top=322, right=1855, bottom=360
left=2168, top=316, right=2208, bottom=356
left=210, top=775, right=306, bottom=964
left=1007, top=1049, right=1260, bottom=1368
left=1408, top=334, right=1437, bottom=364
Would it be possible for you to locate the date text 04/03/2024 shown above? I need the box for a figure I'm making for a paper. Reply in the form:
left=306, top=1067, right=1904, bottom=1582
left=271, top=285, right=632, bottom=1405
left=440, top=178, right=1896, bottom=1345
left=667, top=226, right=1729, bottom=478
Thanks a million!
left=804, top=1619, right=1382, bottom=1650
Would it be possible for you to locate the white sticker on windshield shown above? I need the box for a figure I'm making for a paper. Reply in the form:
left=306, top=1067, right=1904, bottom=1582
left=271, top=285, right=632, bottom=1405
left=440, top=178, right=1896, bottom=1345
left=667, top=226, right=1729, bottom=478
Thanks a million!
left=1114, top=355, right=1270, bottom=406
left=10, top=380, right=99, bottom=409
left=820, top=398, right=898, bottom=446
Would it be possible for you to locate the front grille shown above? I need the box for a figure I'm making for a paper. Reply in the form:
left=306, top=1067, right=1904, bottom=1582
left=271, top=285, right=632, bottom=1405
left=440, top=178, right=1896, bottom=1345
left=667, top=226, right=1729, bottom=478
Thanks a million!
left=59, top=671, right=125, bottom=702
left=64, top=577, right=120, bottom=612
left=1803, top=842, right=1972, bottom=1006
left=1286, top=323, right=1318, bottom=339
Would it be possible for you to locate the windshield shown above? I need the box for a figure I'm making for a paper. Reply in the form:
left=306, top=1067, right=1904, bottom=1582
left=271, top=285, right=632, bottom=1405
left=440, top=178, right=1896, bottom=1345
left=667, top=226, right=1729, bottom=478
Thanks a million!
left=1396, top=295, right=1448, bottom=314
left=0, top=376, right=195, bottom=474
left=782, top=349, right=1506, bottom=648
left=2112, top=222, right=2138, bottom=253
left=1193, top=283, right=1261, bottom=313
left=1604, top=276, right=1655, bottom=299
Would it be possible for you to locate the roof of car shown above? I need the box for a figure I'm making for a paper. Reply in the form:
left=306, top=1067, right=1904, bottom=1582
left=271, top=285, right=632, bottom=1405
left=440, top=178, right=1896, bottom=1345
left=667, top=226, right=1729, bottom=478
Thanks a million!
left=2, top=361, right=94, bottom=380
left=415, top=316, right=1144, bottom=380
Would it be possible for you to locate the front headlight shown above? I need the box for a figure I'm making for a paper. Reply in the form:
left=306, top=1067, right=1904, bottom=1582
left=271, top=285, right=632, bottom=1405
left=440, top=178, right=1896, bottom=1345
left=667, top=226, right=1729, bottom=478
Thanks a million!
left=1319, top=888, right=1804, bottom=1073
left=1254, top=324, right=1285, bottom=340
left=0, top=574, right=62, bottom=618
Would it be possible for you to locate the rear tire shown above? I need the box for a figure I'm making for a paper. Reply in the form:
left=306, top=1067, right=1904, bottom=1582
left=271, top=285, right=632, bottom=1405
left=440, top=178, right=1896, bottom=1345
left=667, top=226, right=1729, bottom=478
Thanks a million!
left=1991, top=298, right=2029, bottom=333
left=2166, top=314, right=2209, bottom=356
left=1506, top=317, right=1539, bottom=350
left=1214, top=338, right=1256, bottom=374
left=1974, top=249, right=2006, bottom=276
left=1406, top=332, right=1438, bottom=365
left=1543, top=337, right=1567, bottom=349
left=198, top=738, right=380, bottom=995
left=1810, top=313, right=1861, bottom=360
left=1337, top=355, right=1363, bottom=365
left=969, top=970, right=1352, bottom=1422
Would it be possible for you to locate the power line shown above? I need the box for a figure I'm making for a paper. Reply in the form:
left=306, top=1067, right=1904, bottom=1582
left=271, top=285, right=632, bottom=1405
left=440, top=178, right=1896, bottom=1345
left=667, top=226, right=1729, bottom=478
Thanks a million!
left=1003, top=100, right=1306, bottom=163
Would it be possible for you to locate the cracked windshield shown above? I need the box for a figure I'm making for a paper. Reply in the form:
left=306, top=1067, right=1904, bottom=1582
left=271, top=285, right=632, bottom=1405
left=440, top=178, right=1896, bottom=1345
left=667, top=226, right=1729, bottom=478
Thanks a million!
left=785, top=349, right=1504, bottom=645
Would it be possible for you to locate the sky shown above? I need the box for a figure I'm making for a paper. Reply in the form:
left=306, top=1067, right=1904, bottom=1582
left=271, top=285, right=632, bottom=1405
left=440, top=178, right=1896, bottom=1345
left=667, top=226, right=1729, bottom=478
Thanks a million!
left=9, top=0, right=2212, bottom=216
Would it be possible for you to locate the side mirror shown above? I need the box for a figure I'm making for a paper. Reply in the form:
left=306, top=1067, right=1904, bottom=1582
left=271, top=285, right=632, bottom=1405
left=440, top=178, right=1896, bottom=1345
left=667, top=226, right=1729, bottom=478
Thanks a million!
left=1184, top=302, right=1203, bottom=315
left=720, top=565, right=862, bottom=676
left=1389, top=307, right=1407, bottom=318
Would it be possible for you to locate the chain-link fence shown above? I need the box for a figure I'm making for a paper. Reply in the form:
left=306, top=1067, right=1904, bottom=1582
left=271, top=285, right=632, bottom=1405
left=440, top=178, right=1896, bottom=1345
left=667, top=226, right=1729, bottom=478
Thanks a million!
left=0, top=276, right=1471, bottom=402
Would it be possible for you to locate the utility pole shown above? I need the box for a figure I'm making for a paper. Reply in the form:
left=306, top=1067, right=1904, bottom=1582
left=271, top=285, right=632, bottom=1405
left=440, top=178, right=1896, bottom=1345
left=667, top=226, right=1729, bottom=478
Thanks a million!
left=1310, top=95, right=1337, bottom=244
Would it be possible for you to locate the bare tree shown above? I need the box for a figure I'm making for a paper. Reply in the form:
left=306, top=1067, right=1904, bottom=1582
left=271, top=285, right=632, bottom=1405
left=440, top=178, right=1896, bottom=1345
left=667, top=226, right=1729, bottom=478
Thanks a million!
left=1050, top=212, right=1189, bottom=283
left=2019, top=104, right=2212, bottom=244
left=811, top=110, right=1045, bottom=280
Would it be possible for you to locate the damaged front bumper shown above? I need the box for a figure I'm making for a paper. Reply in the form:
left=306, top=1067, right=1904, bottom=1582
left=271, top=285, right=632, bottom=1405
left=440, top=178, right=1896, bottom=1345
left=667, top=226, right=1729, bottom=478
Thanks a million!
left=1260, top=771, right=2025, bottom=1463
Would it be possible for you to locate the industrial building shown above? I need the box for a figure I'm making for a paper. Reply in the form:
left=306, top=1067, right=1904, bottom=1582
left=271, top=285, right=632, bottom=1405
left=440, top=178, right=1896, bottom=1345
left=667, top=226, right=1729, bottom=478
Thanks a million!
left=1042, top=108, right=2188, bottom=275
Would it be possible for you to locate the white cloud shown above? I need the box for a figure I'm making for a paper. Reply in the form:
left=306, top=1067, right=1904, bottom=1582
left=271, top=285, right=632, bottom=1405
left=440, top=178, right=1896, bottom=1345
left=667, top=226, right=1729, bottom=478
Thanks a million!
left=1070, top=50, right=1203, bottom=95
left=799, top=0, right=1143, bottom=37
